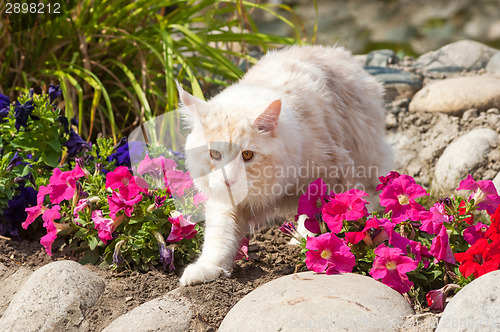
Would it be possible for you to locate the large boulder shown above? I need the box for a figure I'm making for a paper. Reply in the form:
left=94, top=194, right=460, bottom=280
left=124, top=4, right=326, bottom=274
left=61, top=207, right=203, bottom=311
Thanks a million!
left=436, top=270, right=500, bottom=331
left=409, top=76, right=500, bottom=115
left=0, top=261, right=105, bottom=332
left=219, top=272, right=414, bottom=332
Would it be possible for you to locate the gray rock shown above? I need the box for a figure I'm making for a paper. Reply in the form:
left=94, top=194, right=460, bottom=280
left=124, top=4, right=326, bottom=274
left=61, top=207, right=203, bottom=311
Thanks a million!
left=365, top=66, right=422, bottom=100
left=486, top=52, right=500, bottom=77
left=219, top=272, right=414, bottom=332
left=401, top=313, right=440, bottom=332
left=433, top=128, right=499, bottom=193
left=414, top=40, right=499, bottom=72
left=436, top=270, right=500, bottom=331
left=462, top=108, right=479, bottom=121
left=409, top=75, right=500, bottom=115
left=0, top=261, right=105, bottom=332
left=102, top=289, right=192, bottom=332
left=493, top=171, right=500, bottom=193
left=0, top=267, right=33, bottom=318
left=365, top=49, right=399, bottom=67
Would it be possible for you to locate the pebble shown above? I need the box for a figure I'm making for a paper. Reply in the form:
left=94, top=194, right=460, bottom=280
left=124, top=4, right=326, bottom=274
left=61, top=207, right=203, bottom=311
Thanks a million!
left=0, top=267, right=32, bottom=318
left=365, top=66, right=422, bottom=100
left=493, top=171, right=500, bottom=193
left=436, top=270, right=500, bottom=331
left=102, top=289, right=193, bottom=332
left=0, top=261, right=105, bottom=332
left=486, top=52, right=500, bottom=77
left=409, top=75, right=500, bottom=115
left=462, top=108, right=479, bottom=121
left=433, top=128, right=499, bottom=193
left=365, top=49, right=399, bottom=67
left=414, top=40, right=498, bottom=72
left=219, top=272, right=414, bottom=332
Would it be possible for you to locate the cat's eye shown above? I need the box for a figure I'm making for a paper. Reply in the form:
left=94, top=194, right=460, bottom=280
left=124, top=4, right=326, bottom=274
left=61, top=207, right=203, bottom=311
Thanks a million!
left=242, top=150, right=254, bottom=161
left=209, top=149, right=222, bottom=161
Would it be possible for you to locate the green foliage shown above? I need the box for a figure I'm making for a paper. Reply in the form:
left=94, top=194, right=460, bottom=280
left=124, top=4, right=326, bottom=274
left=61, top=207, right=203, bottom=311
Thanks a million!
left=0, top=0, right=303, bottom=142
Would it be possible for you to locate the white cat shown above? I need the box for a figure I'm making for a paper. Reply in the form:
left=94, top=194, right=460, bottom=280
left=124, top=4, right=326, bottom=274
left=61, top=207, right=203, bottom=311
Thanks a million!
left=178, top=45, right=393, bottom=286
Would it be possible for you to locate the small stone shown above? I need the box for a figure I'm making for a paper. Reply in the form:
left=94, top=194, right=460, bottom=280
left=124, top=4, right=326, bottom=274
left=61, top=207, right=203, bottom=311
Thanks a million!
left=219, top=272, right=413, bottom=332
left=0, top=261, right=105, bottom=331
left=414, top=40, right=499, bottom=73
left=462, top=109, right=479, bottom=121
left=103, top=289, right=192, bottom=332
left=486, top=107, right=500, bottom=115
left=125, top=297, right=133, bottom=302
left=401, top=313, right=440, bottom=332
left=365, top=49, right=399, bottom=67
left=433, top=128, right=499, bottom=193
left=409, top=76, right=500, bottom=115
left=486, top=52, right=500, bottom=77
left=365, top=67, right=422, bottom=100
left=386, top=113, right=398, bottom=129
left=493, top=171, right=500, bottom=193
left=436, top=270, right=500, bottom=332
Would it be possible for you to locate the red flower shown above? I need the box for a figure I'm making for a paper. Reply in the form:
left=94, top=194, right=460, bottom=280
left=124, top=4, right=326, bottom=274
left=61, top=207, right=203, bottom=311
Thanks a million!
left=455, top=238, right=500, bottom=278
left=458, top=200, right=474, bottom=225
left=484, top=205, right=500, bottom=242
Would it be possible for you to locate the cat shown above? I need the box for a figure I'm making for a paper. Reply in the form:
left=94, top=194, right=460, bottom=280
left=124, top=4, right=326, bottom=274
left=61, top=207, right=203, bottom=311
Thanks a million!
left=177, top=45, right=393, bottom=286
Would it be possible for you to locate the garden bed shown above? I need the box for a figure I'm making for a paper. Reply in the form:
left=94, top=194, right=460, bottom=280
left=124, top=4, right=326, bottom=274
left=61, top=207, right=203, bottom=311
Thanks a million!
left=0, top=225, right=300, bottom=331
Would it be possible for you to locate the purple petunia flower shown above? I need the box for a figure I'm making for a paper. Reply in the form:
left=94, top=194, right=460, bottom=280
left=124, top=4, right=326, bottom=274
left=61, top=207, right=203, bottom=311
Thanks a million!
left=48, top=84, right=62, bottom=104
left=0, top=93, right=9, bottom=121
left=64, top=130, right=91, bottom=158
left=2, top=186, right=37, bottom=240
left=14, top=99, right=36, bottom=131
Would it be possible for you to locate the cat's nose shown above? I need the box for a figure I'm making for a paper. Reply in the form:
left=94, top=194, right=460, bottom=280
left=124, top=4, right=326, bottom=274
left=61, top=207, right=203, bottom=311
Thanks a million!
left=225, top=179, right=236, bottom=187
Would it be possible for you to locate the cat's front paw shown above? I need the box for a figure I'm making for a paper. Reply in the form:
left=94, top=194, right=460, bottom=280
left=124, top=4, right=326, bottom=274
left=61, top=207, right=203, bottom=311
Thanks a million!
left=179, top=262, right=230, bottom=286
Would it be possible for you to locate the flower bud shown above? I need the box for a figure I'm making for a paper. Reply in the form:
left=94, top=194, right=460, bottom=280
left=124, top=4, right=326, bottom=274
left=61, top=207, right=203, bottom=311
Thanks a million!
left=88, top=196, right=100, bottom=204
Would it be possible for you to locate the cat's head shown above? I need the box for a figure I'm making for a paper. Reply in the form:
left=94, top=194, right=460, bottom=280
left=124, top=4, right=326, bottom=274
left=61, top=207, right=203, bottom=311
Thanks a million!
left=179, top=86, right=286, bottom=208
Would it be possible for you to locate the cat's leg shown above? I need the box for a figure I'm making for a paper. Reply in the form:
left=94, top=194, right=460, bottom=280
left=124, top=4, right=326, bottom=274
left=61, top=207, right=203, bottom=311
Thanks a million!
left=179, top=199, right=243, bottom=286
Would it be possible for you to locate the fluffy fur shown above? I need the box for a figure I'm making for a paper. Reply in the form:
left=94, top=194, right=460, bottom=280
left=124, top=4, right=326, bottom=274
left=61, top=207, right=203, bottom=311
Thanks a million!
left=178, top=45, right=393, bottom=286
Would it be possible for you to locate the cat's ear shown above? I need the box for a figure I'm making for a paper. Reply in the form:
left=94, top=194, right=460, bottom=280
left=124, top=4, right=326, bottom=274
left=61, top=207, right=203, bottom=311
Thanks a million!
left=176, top=80, right=206, bottom=111
left=253, top=99, right=281, bottom=136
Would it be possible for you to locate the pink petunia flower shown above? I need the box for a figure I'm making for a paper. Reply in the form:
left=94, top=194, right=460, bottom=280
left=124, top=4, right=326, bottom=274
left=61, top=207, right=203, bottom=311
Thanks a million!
left=375, top=171, right=400, bottom=191
left=234, top=238, right=250, bottom=261
left=305, top=233, right=356, bottom=275
left=420, top=203, right=453, bottom=235
left=40, top=205, right=69, bottom=256
left=73, top=199, right=89, bottom=217
left=193, top=192, right=208, bottom=207
left=426, top=289, right=445, bottom=311
left=22, top=185, right=52, bottom=229
left=106, top=166, right=148, bottom=195
left=457, top=175, right=500, bottom=214
left=165, top=169, right=193, bottom=196
left=296, top=178, right=333, bottom=233
left=322, top=189, right=369, bottom=233
left=369, top=243, right=418, bottom=294
left=92, top=210, right=125, bottom=244
left=167, top=212, right=197, bottom=242
left=388, top=228, right=432, bottom=268
left=345, top=217, right=393, bottom=246
left=430, top=224, right=456, bottom=264
left=379, top=174, right=428, bottom=223
left=463, top=222, right=488, bottom=245
left=137, top=154, right=178, bottom=176
left=108, top=189, right=143, bottom=219
left=48, top=165, right=86, bottom=204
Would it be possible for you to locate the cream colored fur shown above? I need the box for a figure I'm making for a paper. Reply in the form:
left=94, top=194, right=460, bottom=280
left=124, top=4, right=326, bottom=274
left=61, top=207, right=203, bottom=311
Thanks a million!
left=178, top=45, right=393, bottom=286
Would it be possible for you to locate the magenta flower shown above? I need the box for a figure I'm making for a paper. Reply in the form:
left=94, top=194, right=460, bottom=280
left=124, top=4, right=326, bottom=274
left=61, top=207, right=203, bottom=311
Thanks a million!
left=73, top=199, right=89, bottom=217
left=379, top=174, right=428, bottom=222
left=345, top=217, right=393, bottom=246
left=369, top=243, right=418, bottom=294
left=106, top=166, right=148, bottom=195
left=92, top=210, right=125, bottom=244
left=22, top=185, right=52, bottom=229
left=108, top=189, right=143, bottom=218
left=48, top=165, right=86, bottom=204
left=322, top=189, right=369, bottom=233
left=296, top=178, right=333, bottom=233
left=305, top=233, right=355, bottom=275
left=40, top=205, right=68, bottom=256
left=463, top=222, right=488, bottom=245
left=420, top=203, right=453, bottom=235
left=193, top=192, right=208, bottom=207
left=165, top=169, right=193, bottom=196
left=457, top=175, right=500, bottom=214
left=167, top=213, right=197, bottom=242
left=137, top=154, right=177, bottom=176
left=375, top=171, right=400, bottom=191
left=426, top=289, right=445, bottom=311
left=430, top=224, right=456, bottom=264
left=234, top=238, right=250, bottom=261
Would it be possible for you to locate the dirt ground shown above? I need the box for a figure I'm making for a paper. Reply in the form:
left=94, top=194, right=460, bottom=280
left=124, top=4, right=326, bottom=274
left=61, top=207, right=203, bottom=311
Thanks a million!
left=0, top=226, right=302, bottom=331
